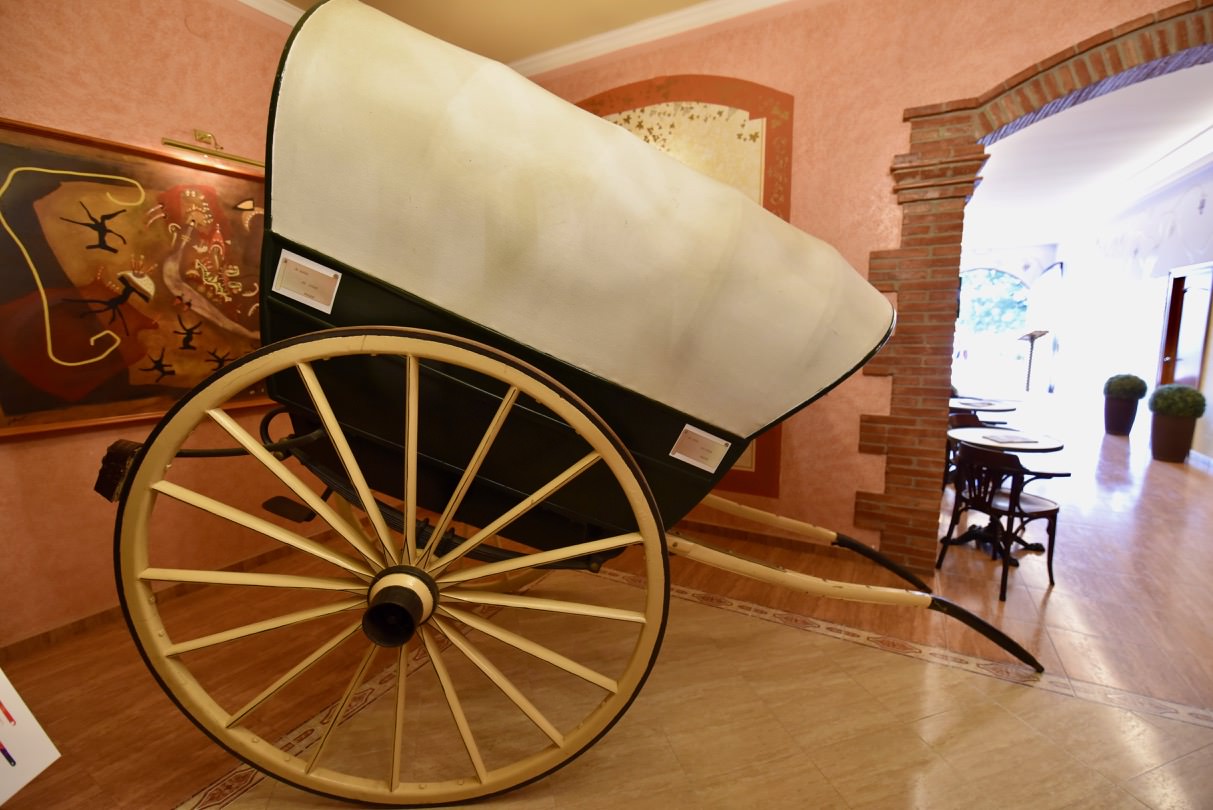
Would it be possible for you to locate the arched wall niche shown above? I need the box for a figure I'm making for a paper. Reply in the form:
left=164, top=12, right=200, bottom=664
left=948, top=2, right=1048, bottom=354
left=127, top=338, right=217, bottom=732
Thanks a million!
left=577, top=75, right=794, bottom=502
left=856, top=3, right=1213, bottom=570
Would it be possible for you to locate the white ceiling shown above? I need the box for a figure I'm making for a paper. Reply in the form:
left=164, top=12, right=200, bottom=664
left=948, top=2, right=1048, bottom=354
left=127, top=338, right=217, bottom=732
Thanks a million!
left=964, top=61, right=1213, bottom=248
left=250, top=0, right=1213, bottom=251
left=260, top=0, right=786, bottom=72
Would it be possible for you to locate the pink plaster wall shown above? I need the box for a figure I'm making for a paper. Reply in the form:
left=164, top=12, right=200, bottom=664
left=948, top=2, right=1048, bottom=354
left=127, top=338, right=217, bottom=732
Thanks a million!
left=0, top=415, right=284, bottom=648
left=0, top=0, right=1177, bottom=644
left=0, top=0, right=287, bottom=159
left=533, top=0, right=1162, bottom=542
left=0, top=0, right=290, bottom=648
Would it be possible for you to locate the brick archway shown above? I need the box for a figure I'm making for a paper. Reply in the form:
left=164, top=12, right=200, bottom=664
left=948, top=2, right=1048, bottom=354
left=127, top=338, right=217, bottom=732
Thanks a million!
left=854, top=3, right=1213, bottom=571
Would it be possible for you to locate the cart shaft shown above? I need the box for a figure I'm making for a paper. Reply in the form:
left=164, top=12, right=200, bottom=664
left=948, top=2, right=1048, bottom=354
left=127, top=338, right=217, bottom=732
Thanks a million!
left=666, top=533, right=1043, bottom=672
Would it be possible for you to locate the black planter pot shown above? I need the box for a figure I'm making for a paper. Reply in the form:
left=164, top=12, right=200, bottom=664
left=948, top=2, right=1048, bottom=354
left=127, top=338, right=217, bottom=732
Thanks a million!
left=1150, top=412, right=1197, bottom=462
left=1104, top=397, right=1139, bottom=435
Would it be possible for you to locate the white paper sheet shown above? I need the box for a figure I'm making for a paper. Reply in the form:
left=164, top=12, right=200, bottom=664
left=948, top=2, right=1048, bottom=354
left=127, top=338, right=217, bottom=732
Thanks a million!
left=0, top=666, right=60, bottom=805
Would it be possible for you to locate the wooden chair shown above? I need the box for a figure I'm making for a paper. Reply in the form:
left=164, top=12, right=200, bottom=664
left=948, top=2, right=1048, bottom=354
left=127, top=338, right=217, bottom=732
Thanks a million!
left=937, top=444, right=1070, bottom=600
left=942, top=412, right=984, bottom=489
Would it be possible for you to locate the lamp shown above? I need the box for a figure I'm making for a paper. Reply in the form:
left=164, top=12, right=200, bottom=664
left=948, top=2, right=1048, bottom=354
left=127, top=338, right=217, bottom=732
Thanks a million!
left=161, top=129, right=264, bottom=168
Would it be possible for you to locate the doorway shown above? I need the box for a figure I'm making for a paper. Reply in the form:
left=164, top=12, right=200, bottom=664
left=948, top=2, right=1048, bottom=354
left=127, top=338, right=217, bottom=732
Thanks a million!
left=858, top=11, right=1213, bottom=570
left=1159, top=264, right=1212, bottom=387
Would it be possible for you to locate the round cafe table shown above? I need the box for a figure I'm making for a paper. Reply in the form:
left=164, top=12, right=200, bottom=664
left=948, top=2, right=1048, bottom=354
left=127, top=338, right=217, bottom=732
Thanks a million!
left=943, top=426, right=1064, bottom=563
left=949, top=397, right=1017, bottom=413
left=946, top=427, right=1063, bottom=453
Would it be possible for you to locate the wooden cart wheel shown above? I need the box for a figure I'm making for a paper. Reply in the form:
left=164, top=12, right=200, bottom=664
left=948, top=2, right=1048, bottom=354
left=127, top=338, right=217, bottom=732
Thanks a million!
left=115, top=327, right=668, bottom=806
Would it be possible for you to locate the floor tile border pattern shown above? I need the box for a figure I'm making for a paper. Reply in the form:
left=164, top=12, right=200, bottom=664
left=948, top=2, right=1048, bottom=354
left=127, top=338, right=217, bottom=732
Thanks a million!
left=176, top=569, right=1213, bottom=809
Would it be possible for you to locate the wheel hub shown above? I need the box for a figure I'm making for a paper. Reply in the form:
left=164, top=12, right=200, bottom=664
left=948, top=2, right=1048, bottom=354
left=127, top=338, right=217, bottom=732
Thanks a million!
left=362, top=564, right=439, bottom=647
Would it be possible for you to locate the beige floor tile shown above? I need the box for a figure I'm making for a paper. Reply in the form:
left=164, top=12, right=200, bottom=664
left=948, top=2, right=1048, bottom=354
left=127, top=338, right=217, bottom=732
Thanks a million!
left=1048, top=625, right=1193, bottom=702
left=663, top=693, right=798, bottom=781
left=965, top=756, right=1116, bottom=810
left=1058, top=786, right=1151, bottom=810
left=850, top=651, right=996, bottom=722
left=254, top=778, right=342, bottom=809
left=548, top=768, right=692, bottom=810
left=779, top=687, right=906, bottom=751
left=912, top=700, right=1087, bottom=786
left=982, top=676, right=1077, bottom=715
left=1011, top=697, right=1213, bottom=781
left=908, top=681, right=1146, bottom=809
left=540, top=720, right=684, bottom=802
left=806, top=725, right=983, bottom=810
left=1123, top=744, right=1213, bottom=810
left=211, top=790, right=273, bottom=810
left=1131, top=711, right=1213, bottom=749
left=690, top=750, right=848, bottom=809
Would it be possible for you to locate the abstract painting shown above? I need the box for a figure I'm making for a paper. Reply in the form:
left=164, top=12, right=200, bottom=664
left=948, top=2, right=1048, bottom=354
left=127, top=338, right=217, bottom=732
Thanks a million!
left=0, top=119, right=264, bottom=436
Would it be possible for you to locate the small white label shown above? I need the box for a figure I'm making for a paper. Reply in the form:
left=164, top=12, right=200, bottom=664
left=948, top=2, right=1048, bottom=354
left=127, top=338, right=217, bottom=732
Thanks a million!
left=669, top=424, right=731, bottom=473
left=272, top=250, right=342, bottom=314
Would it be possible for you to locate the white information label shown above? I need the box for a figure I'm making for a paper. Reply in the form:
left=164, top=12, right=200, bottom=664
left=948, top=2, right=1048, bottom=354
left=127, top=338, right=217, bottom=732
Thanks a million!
left=0, top=666, right=61, bottom=804
left=272, top=250, right=342, bottom=314
left=669, top=424, right=732, bottom=473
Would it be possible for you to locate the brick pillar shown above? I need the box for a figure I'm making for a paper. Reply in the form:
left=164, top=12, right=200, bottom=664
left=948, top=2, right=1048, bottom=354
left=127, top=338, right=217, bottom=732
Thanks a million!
left=855, top=126, right=986, bottom=571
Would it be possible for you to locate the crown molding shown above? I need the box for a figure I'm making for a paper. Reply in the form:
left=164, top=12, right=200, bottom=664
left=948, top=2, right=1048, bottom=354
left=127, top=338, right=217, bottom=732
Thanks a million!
left=509, top=0, right=794, bottom=76
left=236, top=0, right=795, bottom=74
left=235, top=0, right=304, bottom=26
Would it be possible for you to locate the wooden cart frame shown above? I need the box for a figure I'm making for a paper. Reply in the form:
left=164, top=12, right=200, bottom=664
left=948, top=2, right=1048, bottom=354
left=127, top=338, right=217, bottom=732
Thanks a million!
left=93, top=1, right=1040, bottom=805
left=96, top=326, right=1038, bottom=808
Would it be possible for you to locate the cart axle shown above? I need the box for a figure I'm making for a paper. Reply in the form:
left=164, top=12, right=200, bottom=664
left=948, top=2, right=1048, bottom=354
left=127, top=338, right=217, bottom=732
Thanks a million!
left=362, top=565, right=439, bottom=647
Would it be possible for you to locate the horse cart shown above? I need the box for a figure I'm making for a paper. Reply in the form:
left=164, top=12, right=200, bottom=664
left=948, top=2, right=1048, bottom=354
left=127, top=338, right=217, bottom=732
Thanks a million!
left=96, top=0, right=1040, bottom=805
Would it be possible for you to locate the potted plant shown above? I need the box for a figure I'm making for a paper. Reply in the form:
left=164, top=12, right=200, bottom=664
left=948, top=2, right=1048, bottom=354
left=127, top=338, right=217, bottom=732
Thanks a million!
left=1148, top=383, right=1206, bottom=462
left=1103, top=373, right=1147, bottom=435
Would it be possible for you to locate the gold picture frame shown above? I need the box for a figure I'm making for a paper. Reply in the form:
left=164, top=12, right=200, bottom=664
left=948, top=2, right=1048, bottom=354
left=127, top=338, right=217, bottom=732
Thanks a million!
left=0, top=118, right=265, bottom=437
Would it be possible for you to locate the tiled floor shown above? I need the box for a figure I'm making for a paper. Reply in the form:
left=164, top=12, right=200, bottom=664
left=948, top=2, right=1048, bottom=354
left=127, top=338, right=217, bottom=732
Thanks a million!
left=182, top=573, right=1213, bottom=809
left=657, top=391, right=1213, bottom=713
left=5, top=390, right=1213, bottom=808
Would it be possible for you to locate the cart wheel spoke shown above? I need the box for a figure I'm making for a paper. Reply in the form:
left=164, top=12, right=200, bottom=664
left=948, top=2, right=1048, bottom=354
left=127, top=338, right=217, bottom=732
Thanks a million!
left=227, top=621, right=363, bottom=728
left=437, top=605, right=616, bottom=693
left=163, top=599, right=364, bottom=657
left=140, top=567, right=365, bottom=593
left=417, top=386, right=519, bottom=569
left=421, top=626, right=488, bottom=783
left=390, top=646, right=408, bottom=791
left=402, top=355, right=421, bottom=565
left=115, top=328, right=667, bottom=806
left=206, top=407, right=387, bottom=569
left=432, top=615, right=564, bottom=745
left=150, top=480, right=373, bottom=577
left=435, top=532, right=643, bottom=585
left=305, top=642, right=379, bottom=773
left=428, top=451, right=602, bottom=574
left=441, top=589, right=647, bottom=623
left=297, top=361, right=399, bottom=566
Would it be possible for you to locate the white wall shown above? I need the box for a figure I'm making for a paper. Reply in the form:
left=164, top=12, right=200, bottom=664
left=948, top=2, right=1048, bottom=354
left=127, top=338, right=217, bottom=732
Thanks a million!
left=1054, top=159, right=1213, bottom=455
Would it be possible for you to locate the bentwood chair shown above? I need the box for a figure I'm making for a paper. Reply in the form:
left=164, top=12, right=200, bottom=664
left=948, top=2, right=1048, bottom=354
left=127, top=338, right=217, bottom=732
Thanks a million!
left=937, top=444, right=1070, bottom=600
left=942, top=411, right=984, bottom=488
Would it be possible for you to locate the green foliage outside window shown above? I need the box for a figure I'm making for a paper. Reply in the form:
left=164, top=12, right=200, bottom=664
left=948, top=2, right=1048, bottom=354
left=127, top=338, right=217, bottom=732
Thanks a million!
left=957, top=268, right=1028, bottom=334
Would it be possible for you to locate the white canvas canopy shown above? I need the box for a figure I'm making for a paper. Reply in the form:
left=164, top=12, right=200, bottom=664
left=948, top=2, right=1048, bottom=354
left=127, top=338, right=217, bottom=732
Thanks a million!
left=269, top=0, right=893, bottom=438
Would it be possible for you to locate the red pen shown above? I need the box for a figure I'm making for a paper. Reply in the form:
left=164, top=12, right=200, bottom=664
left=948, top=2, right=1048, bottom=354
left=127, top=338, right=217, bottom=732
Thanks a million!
left=0, top=700, right=14, bottom=724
